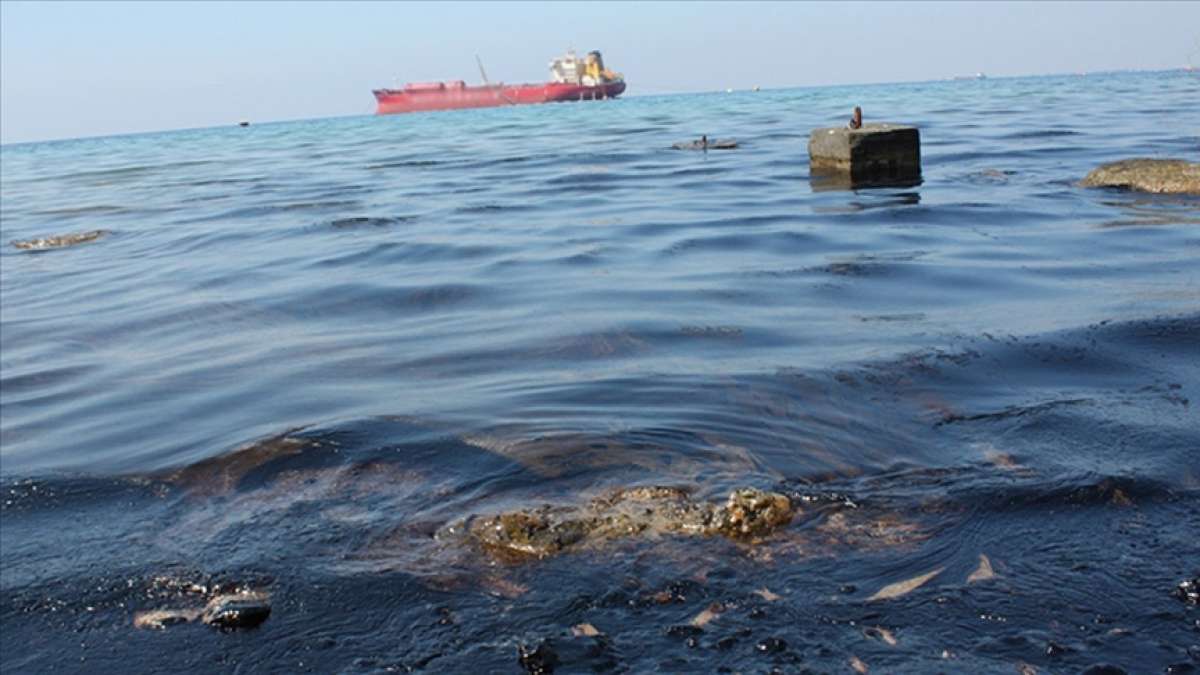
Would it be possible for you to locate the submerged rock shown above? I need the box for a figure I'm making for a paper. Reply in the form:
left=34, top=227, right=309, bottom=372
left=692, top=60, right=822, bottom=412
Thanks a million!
left=672, top=136, right=738, bottom=150
left=133, top=586, right=271, bottom=631
left=133, top=608, right=201, bottom=630
left=11, top=229, right=110, bottom=251
left=201, top=591, right=272, bottom=629
left=1080, top=158, right=1200, bottom=195
left=471, top=508, right=592, bottom=559
left=713, top=488, right=793, bottom=538
left=465, top=487, right=794, bottom=560
left=1079, top=665, right=1128, bottom=675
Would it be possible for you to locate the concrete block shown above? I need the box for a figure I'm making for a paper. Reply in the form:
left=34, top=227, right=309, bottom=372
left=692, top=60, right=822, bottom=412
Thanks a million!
left=808, top=123, right=921, bottom=189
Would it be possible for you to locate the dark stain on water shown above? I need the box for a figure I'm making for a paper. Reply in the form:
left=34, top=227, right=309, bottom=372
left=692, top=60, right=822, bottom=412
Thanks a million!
left=2, top=71, right=1199, bottom=672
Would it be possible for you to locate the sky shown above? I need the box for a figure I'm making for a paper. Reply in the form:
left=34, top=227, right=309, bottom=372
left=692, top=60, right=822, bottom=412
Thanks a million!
left=2, top=1, right=1198, bottom=144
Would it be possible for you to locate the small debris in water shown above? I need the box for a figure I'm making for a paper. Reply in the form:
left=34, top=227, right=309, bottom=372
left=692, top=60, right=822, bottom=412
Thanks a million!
left=689, top=602, right=724, bottom=628
left=754, top=587, right=781, bottom=602
left=863, top=626, right=898, bottom=646
left=867, top=567, right=944, bottom=601
left=570, top=623, right=601, bottom=637
left=850, top=654, right=870, bottom=673
left=983, top=449, right=1026, bottom=472
left=11, top=230, right=110, bottom=251
left=133, top=608, right=200, bottom=630
left=1045, top=641, right=1070, bottom=657
left=1175, top=577, right=1200, bottom=606
left=967, top=553, right=997, bottom=583
left=755, top=636, right=787, bottom=653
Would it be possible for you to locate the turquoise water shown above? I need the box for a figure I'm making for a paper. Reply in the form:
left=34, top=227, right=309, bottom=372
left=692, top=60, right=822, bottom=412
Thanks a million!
left=2, top=71, right=1199, bottom=672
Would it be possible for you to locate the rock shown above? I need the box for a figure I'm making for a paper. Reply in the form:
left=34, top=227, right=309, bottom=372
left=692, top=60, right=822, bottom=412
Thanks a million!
left=201, top=591, right=271, bottom=629
left=712, top=488, right=793, bottom=539
left=11, top=229, right=110, bottom=251
left=470, top=508, right=590, bottom=560
left=517, top=641, right=559, bottom=674
left=1080, top=159, right=1200, bottom=195
left=465, top=486, right=794, bottom=560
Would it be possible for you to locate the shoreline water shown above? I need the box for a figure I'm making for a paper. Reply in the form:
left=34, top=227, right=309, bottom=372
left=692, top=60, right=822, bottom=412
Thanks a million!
left=2, top=70, right=1198, bottom=672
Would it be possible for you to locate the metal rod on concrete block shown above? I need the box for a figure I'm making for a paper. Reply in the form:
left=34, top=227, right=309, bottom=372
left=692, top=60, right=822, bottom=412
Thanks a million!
left=809, top=108, right=921, bottom=190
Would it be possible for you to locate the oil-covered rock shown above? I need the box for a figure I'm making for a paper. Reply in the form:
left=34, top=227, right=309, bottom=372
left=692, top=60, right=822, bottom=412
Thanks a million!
left=1080, top=158, right=1200, bottom=194
left=11, top=229, right=110, bottom=251
left=132, top=581, right=271, bottom=632
left=463, top=486, right=794, bottom=560
left=201, top=591, right=272, bottom=629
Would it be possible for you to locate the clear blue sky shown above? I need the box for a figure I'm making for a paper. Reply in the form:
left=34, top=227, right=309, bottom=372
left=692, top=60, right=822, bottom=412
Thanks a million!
left=2, top=1, right=1197, bottom=144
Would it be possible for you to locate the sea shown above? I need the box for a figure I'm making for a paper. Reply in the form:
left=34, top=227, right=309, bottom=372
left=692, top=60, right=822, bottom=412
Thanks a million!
left=1, top=70, right=1198, bottom=673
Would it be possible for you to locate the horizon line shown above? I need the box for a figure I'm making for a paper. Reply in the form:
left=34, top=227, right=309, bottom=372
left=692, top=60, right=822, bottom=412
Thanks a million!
left=2, top=66, right=1191, bottom=148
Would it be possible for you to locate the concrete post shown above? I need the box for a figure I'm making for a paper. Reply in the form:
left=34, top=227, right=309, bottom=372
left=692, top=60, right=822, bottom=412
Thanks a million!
left=808, top=123, right=922, bottom=189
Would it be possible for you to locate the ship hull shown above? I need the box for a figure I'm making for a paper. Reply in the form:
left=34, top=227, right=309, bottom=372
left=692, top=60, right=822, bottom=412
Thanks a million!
left=373, top=81, right=626, bottom=115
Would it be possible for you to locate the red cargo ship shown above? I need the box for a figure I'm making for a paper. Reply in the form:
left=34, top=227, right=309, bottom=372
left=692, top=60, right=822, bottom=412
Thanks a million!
left=373, top=50, right=626, bottom=115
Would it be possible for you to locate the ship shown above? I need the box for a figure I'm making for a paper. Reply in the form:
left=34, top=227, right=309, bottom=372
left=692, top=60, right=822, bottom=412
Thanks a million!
left=373, top=50, right=626, bottom=115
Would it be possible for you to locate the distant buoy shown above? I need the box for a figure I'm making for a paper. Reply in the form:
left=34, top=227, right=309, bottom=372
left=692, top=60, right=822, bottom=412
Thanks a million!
left=238, top=121, right=250, bottom=127
left=753, top=86, right=761, bottom=92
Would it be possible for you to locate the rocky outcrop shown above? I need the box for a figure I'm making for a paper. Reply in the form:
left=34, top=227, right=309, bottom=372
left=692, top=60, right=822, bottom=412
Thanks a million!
left=1080, top=158, right=1200, bottom=195
left=465, top=486, right=794, bottom=561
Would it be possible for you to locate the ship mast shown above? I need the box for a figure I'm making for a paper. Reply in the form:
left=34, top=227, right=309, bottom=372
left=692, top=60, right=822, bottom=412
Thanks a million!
left=475, top=54, right=516, bottom=105
left=475, top=54, right=491, bottom=86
